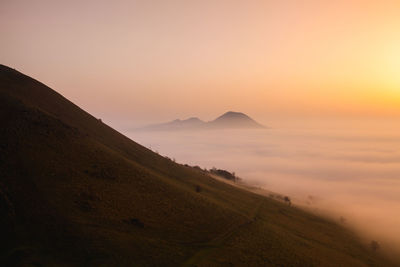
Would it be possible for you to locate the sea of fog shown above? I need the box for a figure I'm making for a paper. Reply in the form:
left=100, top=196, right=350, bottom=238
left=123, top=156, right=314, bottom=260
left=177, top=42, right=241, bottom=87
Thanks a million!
left=123, top=118, right=400, bottom=254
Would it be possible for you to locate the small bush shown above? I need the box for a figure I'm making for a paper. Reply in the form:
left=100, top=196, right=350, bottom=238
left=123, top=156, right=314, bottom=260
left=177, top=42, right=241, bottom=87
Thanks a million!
left=209, top=168, right=237, bottom=182
left=124, top=218, right=144, bottom=228
left=284, top=196, right=291, bottom=206
left=370, top=240, right=380, bottom=252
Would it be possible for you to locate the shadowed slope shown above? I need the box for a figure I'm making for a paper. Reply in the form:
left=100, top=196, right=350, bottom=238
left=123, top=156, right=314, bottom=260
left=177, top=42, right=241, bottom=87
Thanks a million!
left=0, top=65, right=394, bottom=266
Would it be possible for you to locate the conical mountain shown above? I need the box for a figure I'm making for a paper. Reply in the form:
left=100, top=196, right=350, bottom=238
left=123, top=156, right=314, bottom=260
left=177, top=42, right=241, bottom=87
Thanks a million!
left=208, top=111, right=265, bottom=128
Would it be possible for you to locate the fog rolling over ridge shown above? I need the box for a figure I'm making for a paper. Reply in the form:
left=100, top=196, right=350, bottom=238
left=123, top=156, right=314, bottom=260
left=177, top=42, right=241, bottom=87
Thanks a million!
left=127, top=118, right=400, bottom=256
left=140, top=111, right=265, bottom=131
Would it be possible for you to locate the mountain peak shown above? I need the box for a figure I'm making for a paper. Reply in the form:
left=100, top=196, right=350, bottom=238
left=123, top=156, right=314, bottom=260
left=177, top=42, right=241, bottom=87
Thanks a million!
left=216, top=111, right=251, bottom=119
left=142, top=116, right=205, bottom=131
left=185, top=117, right=202, bottom=122
left=210, top=111, right=264, bottom=128
left=140, top=111, right=265, bottom=131
left=224, top=111, right=245, bottom=115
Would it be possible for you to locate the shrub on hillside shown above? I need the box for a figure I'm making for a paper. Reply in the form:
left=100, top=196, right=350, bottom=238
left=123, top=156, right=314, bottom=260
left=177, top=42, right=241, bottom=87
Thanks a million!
left=195, top=185, right=202, bottom=193
left=209, top=167, right=238, bottom=182
left=370, top=240, right=380, bottom=252
left=284, top=196, right=291, bottom=206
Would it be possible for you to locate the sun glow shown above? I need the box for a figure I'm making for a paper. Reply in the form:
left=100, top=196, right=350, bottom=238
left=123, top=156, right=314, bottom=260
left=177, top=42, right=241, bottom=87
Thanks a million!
left=382, top=47, right=400, bottom=90
left=2, top=1, right=400, bottom=119
left=372, top=38, right=400, bottom=109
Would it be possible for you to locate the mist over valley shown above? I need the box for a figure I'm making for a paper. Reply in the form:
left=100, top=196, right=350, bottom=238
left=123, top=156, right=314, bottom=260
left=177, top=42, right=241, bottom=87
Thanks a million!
left=128, top=117, right=400, bottom=257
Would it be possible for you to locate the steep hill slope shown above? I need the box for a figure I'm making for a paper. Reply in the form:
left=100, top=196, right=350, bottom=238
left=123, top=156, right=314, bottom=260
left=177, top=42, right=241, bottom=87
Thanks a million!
left=0, top=65, right=393, bottom=266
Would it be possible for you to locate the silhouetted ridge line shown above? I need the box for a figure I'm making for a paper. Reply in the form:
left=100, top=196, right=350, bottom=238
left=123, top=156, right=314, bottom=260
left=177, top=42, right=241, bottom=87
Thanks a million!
left=140, top=111, right=265, bottom=131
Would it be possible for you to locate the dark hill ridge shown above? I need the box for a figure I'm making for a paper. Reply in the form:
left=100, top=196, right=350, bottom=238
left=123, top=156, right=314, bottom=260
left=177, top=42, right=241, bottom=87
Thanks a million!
left=141, top=111, right=265, bottom=131
left=0, top=65, right=395, bottom=266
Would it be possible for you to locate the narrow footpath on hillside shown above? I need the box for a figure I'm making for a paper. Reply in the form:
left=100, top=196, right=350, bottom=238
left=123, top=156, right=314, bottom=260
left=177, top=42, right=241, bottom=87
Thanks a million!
left=182, top=200, right=264, bottom=266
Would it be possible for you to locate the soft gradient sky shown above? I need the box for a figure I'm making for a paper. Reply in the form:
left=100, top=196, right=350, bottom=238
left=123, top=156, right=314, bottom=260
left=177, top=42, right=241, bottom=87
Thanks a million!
left=1, top=0, right=400, bottom=125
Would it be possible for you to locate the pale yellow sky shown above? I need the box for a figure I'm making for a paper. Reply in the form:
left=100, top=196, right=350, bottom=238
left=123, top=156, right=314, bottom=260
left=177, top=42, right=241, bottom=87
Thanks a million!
left=1, top=0, right=400, bottom=125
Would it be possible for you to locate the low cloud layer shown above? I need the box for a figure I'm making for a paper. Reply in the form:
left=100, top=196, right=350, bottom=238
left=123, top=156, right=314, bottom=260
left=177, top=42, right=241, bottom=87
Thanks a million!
left=126, top=121, right=400, bottom=257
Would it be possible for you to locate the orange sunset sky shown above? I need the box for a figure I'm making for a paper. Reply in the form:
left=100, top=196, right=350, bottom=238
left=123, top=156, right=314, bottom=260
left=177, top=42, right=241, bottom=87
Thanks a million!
left=1, top=0, right=400, bottom=124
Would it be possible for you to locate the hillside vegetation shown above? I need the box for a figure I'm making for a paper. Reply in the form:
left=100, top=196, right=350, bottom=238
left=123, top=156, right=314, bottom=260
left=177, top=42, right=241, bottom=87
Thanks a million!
left=0, top=65, right=394, bottom=266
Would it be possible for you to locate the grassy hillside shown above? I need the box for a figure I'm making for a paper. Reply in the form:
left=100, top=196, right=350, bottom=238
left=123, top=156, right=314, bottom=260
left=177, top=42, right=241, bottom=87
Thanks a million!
left=0, top=65, right=394, bottom=266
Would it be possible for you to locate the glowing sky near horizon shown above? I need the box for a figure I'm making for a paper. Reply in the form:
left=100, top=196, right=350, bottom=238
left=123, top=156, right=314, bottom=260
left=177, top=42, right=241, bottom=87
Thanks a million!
left=1, top=0, right=400, bottom=124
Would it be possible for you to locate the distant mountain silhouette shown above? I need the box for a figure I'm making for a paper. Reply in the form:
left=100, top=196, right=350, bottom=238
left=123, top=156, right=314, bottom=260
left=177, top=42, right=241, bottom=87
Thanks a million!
left=143, top=117, right=205, bottom=130
left=208, top=111, right=264, bottom=129
left=141, top=111, right=265, bottom=131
